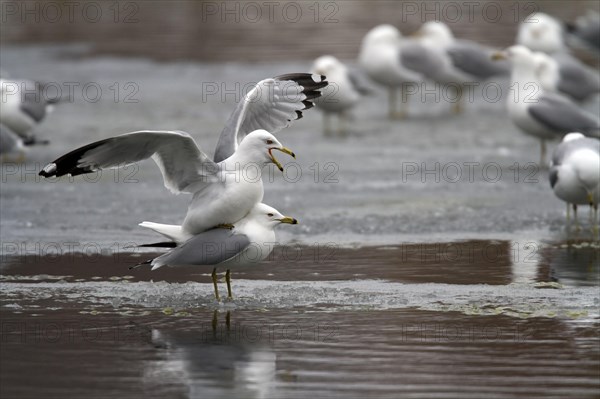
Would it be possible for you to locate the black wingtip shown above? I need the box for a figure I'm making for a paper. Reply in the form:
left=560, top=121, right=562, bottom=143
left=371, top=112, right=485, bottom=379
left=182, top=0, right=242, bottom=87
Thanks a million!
left=295, top=110, right=303, bottom=120
left=137, top=241, right=178, bottom=248
left=130, top=259, right=152, bottom=270
left=302, top=100, right=314, bottom=110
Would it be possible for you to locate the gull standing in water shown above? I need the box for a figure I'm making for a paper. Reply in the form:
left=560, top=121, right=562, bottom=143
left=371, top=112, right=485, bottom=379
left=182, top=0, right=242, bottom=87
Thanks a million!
left=311, top=55, right=369, bottom=136
left=517, top=12, right=600, bottom=102
left=39, top=74, right=327, bottom=239
left=493, top=45, right=599, bottom=165
left=135, top=203, right=299, bottom=301
left=549, top=133, right=600, bottom=229
left=405, top=21, right=509, bottom=114
left=359, top=25, right=423, bottom=119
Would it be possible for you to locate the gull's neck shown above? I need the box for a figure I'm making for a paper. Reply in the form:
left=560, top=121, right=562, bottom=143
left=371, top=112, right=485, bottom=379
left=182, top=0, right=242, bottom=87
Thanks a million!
left=219, top=149, right=267, bottom=177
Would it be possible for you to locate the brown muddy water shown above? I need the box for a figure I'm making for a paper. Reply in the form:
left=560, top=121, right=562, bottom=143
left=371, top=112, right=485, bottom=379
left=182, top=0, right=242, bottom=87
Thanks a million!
left=1, top=242, right=599, bottom=398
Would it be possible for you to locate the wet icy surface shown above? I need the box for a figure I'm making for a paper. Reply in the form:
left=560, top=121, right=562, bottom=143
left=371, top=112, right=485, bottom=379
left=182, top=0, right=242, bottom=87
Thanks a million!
left=1, top=44, right=600, bottom=399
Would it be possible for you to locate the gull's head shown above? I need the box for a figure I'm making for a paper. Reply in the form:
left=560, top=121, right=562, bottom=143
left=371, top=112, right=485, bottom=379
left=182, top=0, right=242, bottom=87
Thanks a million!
left=312, top=55, right=344, bottom=77
left=414, top=21, right=454, bottom=44
left=240, top=130, right=295, bottom=172
left=362, top=24, right=402, bottom=48
left=492, top=45, right=535, bottom=67
left=250, top=203, right=298, bottom=228
left=562, top=132, right=586, bottom=143
left=517, top=13, right=564, bottom=53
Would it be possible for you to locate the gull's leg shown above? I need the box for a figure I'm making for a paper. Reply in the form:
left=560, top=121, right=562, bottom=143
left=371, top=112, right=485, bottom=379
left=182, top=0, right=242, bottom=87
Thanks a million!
left=225, top=269, right=233, bottom=300
left=452, top=85, right=463, bottom=114
left=573, top=204, right=580, bottom=233
left=211, top=267, right=220, bottom=302
left=226, top=310, right=231, bottom=330
left=389, top=87, right=406, bottom=119
left=215, top=224, right=235, bottom=230
left=566, top=202, right=571, bottom=224
left=539, top=140, right=547, bottom=168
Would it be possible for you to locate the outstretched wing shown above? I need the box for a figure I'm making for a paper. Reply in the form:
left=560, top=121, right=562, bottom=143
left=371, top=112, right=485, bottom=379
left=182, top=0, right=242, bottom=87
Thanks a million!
left=213, top=73, right=328, bottom=163
left=146, top=228, right=252, bottom=270
left=528, top=93, right=600, bottom=137
left=39, top=130, right=220, bottom=194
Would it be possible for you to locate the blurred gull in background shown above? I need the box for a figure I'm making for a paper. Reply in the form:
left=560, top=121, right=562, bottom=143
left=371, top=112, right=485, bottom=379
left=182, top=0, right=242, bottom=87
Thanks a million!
left=566, top=9, right=600, bottom=52
left=404, top=20, right=510, bottom=114
left=495, top=45, right=600, bottom=165
left=359, top=24, right=423, bottom=119
left=517, top=12, right=600, bottom=102
left=311, top=55, right=369, bottom=136
left=0, top=77, right=55, bottom=147
left=549, top=132, right=600, bottom=228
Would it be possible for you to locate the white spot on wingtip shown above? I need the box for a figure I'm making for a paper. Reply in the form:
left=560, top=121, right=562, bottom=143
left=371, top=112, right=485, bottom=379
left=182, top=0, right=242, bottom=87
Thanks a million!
left=311, top=74, right=323, bottom=83
left=42, top=163, right=57, bottom=175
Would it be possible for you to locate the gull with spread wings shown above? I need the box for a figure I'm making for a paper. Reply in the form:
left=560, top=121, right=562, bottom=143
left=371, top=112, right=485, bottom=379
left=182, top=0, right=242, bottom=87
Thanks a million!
left=40, top=73, right=327, bottom=239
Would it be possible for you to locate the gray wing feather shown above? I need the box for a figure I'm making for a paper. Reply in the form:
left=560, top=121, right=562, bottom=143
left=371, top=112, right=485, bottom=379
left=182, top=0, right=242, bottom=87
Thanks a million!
left=446, top=40, right=510, bottom=79
left=39, top=130, right=219, bottom=193
left=528, top=93, right=600, bottom=136
left=151, top=228, right=251, bottom=268
left=346, top=68, right=373, bottom=95
left=213, top=73, right=327, bottom=163
left=555, top=54, right=600, bottom=101
left=400, top=42, right=445, bottom=79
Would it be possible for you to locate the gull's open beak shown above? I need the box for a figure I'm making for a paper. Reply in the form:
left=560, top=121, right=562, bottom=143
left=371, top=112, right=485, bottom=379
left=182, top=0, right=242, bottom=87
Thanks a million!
left=278, top=216, right=298, bottom=225
left=491, top=51, right=507, bottom=61
left=269, top=147, right=296, bottom=172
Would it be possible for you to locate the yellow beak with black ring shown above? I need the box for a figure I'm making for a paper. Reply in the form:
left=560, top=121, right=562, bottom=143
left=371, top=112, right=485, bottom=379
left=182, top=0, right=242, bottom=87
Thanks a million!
left=491, top=51, right=507, bottom=61
left=278, top=216, right=299, bottom=225
left=269, top=147, right=295, bottom=172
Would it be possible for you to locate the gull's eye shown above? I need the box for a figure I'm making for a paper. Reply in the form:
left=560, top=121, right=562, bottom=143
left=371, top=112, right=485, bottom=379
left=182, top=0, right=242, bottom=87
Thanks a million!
left=267, top=213, right=274, bottom=217
left=266, top=139, right=274, bottom=145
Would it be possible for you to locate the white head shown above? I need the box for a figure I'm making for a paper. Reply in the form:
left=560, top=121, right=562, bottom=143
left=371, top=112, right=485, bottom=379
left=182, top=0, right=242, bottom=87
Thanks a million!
left=416, top=21, right=454, bottom=45
left=517, top=13, right=564, bottom=53
left=362, top=24, right=402, bottom=48
left=312, top=55, right=345, bottom=77
left=237, top=130, right=295, bottom=171
left=562, top=132, right=586, bottom=143
left=248, top=203, right=298, bottom=227
left=494, top=45, right=537, bottom=68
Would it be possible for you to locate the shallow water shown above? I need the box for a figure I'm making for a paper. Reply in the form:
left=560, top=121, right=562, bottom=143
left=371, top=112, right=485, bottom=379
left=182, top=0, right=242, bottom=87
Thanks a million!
left=2, top=2, right=600, bottom=397
left=1, top=243, right=599, bottom=398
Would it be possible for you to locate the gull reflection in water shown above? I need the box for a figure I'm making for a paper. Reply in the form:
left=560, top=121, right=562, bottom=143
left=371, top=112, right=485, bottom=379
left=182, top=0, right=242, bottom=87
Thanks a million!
left=143, top=311, right=277, bottom=399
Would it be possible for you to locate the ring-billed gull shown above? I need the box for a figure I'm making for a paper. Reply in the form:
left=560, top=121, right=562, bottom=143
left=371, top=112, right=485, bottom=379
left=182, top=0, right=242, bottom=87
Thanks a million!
left=406, top=21, right=509, bottom=114
left=493, top=45, right=600, bottom=164
left=39, top=74, right=326, bottom=238
left=517, top=12, right=600, bottom=101
left=359, top=25, right=423, bottom=119
left=550, top=132, right=600, bottom=228
left=134, top=203, right=298, bottom=301
left=311, top=55, right=369, bottom=136
left=0, top=78, right=57, bottom=144
left=566, top=10, right=600, bottom=51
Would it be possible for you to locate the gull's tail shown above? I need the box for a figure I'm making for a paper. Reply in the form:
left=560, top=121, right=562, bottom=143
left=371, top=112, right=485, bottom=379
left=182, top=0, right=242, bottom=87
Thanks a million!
left=138, top=221, right=189, bottom=244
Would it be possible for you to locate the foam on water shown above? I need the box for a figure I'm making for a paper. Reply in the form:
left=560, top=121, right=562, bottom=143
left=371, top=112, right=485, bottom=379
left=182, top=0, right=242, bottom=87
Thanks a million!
left=2, top=279, right=598, bottom=320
